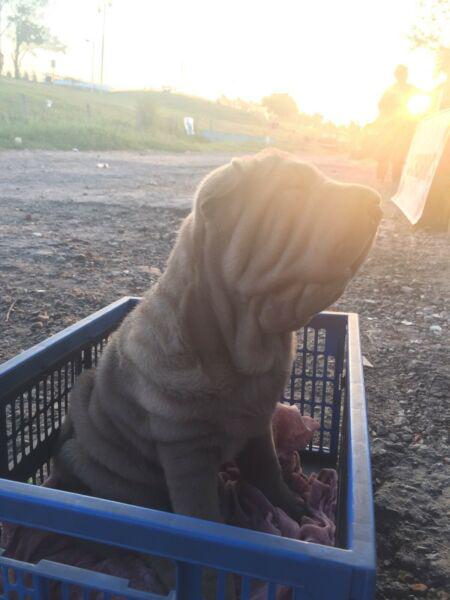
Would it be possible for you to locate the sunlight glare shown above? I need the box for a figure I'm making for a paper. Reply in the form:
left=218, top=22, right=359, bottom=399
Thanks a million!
left=407, top=93, right=432, bottom=116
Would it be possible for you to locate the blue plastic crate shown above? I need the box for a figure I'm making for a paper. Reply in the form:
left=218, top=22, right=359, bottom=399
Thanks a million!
left=0, top=297, right=375, bottom=599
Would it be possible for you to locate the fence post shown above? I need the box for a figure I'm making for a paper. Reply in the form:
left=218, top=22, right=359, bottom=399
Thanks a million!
left=20, top=94, right=28, bottom=123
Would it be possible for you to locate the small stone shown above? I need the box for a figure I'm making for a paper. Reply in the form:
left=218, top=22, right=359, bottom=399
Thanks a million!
left=401, top=286, right=413, bottom=293
left=386, top=441, right=405, bottom=452
left=35, top=289, right=46, bottom=294
left=398, top=570, right=414, bottom=583
left=362, top=355, right=374, bottom=368
left=150, top=267, right=162, bottom=276
left=401, top=320, right=413, bottom=326
left=32, top=232, right=43, bottom=237
left=410, top=583, right=428, bottom=593
left=371, top=438, right=387, bottom=457
left=25, top=214, right=32, bottom=221
left=31, top=322, right=44, bottom=331
left=429, top=324, right=442, bottom=334
left=398, top=553, right=419, bottom=569
left=425, top=553, right=439, bottom=561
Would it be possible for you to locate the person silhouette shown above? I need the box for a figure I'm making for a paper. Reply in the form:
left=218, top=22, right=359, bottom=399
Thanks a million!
left=376, top=65, right=419, bottom=185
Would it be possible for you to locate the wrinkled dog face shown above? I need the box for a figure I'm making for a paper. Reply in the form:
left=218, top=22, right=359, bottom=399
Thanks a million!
left=195, top=150, right=381, bottom=334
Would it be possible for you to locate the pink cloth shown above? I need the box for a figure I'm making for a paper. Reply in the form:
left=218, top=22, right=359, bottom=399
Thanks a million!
left=1, top=403, right=338, bottom=598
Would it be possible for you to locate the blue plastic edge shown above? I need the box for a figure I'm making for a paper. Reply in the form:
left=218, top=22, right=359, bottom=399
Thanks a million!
left=346, top=313, right=376, bottom=598
left=0, top=551, right=169, bottom=599
left=0, top=296, right=140, bottom=400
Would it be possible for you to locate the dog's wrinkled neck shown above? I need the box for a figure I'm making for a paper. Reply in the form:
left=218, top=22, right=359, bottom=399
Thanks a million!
left=155, top=215, right=292, bottom=377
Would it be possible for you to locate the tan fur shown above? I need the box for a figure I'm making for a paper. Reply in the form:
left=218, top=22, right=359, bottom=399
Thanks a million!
left=54, top=149, right=380, bottom=528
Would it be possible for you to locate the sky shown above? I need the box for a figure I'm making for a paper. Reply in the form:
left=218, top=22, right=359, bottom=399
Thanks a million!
left=2, top=0, right=441, bottom=125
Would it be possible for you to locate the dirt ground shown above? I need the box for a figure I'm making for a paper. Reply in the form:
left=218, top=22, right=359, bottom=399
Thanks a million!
left=0, top=149, right=449, bottom=599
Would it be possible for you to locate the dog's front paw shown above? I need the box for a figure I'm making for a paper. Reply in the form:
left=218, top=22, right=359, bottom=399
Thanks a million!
left=281, top=493, right=308, bottom=523
left=268, top=484, right=308, bottom=523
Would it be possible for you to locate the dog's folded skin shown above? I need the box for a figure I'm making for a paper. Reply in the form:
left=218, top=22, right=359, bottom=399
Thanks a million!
left=54, top=149, right=381, bottom=529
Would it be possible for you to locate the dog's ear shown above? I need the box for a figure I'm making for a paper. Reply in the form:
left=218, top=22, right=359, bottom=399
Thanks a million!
left=194, top=150, right=292, bottom=222
left=194, top=158, right=245, bottom=220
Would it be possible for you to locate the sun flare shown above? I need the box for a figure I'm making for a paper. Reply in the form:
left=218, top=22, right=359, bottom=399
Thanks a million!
left=407, top=93, right=433, bottom=116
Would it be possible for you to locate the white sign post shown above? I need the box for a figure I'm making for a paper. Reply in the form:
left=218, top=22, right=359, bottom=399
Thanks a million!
left=392, top=109, right=450, bottom=224
left=183, top=117, right=195, bottom=136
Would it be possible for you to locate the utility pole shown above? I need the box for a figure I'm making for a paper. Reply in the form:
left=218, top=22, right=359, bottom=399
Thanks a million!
left=99, top=0, right=111, bottom=86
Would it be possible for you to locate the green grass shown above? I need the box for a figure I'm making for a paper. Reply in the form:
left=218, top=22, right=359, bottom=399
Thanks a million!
left=0, top=77, right=271, bottom=151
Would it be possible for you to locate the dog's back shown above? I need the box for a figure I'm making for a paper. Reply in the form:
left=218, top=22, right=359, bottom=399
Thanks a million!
left=53, top=328, right=172, bottom=509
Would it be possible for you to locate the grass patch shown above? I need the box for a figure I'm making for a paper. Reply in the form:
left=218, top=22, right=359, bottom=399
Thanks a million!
left=0, top=77, right=271, bottom=152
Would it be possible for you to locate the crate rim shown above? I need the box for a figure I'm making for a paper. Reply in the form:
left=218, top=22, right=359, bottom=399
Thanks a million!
left=0, top=298, right=376, bottom=593
left=0, top=296, right=141, bottom=400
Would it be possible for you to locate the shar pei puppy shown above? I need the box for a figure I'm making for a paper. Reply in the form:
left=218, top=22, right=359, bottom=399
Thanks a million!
left=54, top=149, right=381, bottom=528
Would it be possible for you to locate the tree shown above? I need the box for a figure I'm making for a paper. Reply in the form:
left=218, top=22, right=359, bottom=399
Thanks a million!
left=8, top=0, right=65, bottom=79
left=262, top=93, right=299, bottom=119
left=0, top=0, right=13, bottom=70
left=408, top=0, right=450, bottom=51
